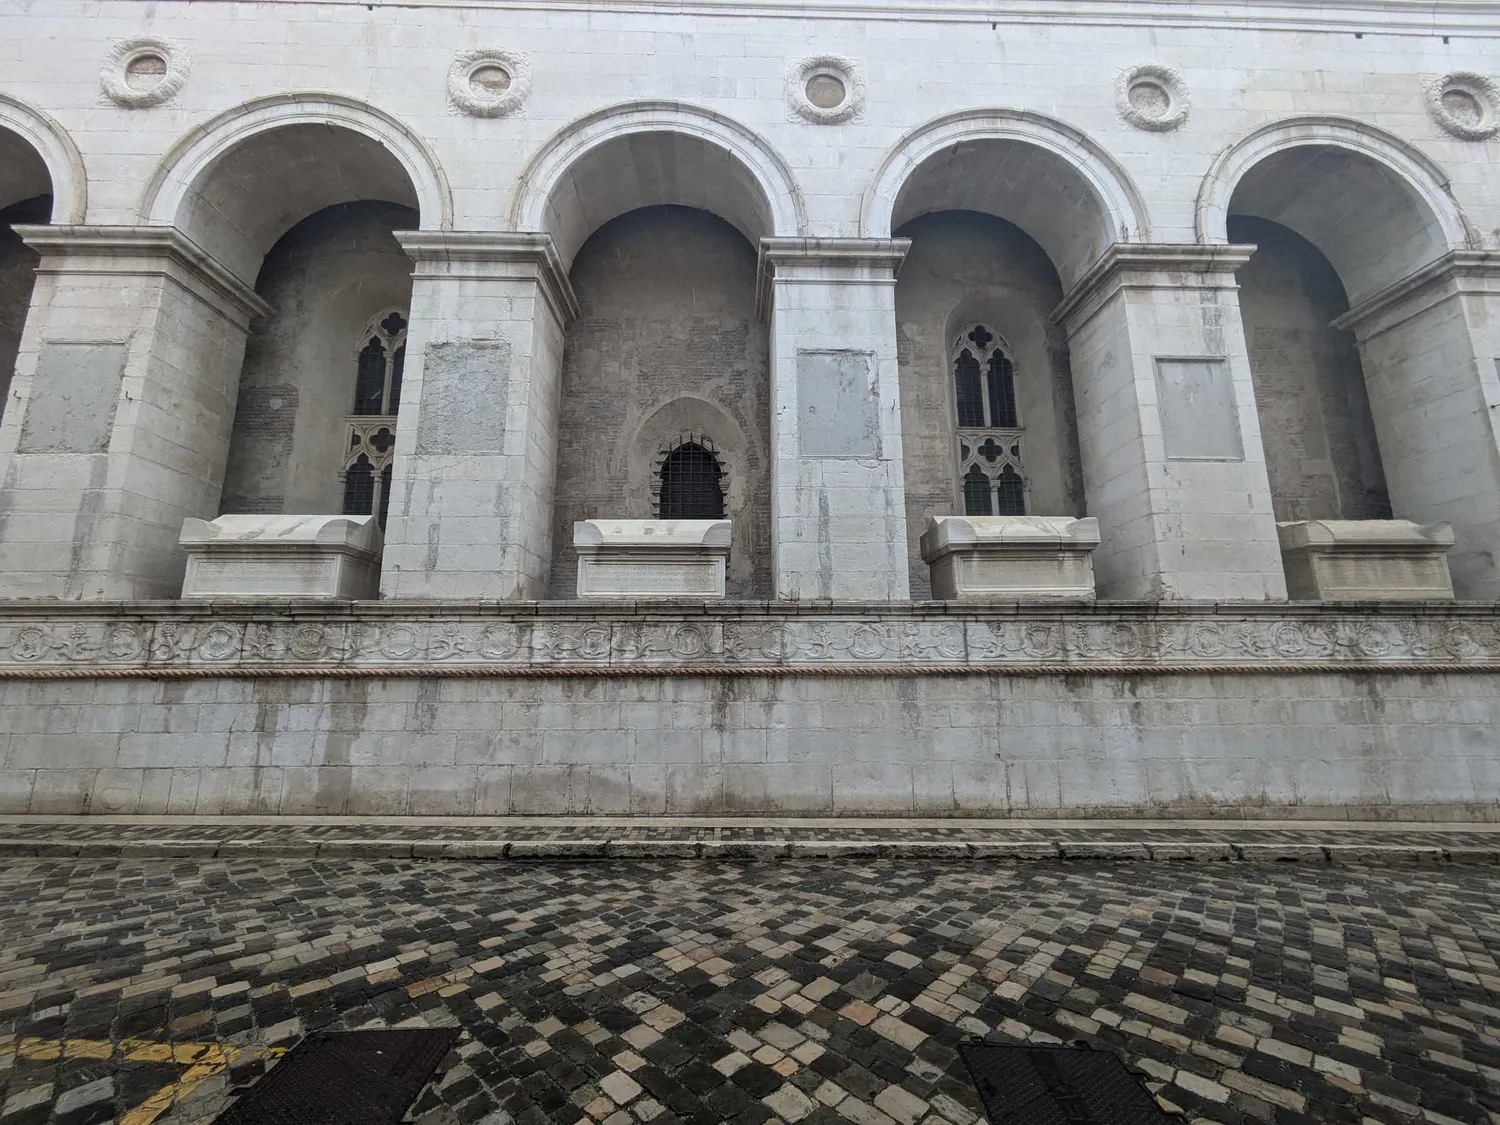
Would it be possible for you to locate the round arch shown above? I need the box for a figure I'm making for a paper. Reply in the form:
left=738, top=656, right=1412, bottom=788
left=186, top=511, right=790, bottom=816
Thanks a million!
left=0, top=93, right=86, bottom=222
left=510, top=100, right=806, bottom=269
left=1197, top=115, right=1476, bottom=300
left=140, top=93, right=452, bottom=282
left=861, top=109, right=1151, bottom=289
left=1197, top=115, right=1475, bottom=250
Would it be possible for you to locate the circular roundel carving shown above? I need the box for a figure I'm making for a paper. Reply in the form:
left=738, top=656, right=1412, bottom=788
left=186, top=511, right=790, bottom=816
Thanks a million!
left=786, top=55, right=865, bottom=124
left=101, top=36, right=190, bottom=108
left=448, top=48, right=532, bottom=117
left=1426, top=72, right=1500, bottom=140
left=1115, top=64, right=1189, bottom=132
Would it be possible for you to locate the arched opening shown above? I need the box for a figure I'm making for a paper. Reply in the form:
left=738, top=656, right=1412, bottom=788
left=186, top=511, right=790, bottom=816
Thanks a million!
left=548, top=204, right=771, bottom=597
left=523, top=120, right=789, bottom=598
left=1231, top=215, right=1389, bottom=522
left=174, top=123, right=424, bottom=525
left=0, top=126, right=54, bottom=421
left=657, top=440, right=726, bottom=520
left=1225, top=144, right=1448, bottom=305
left=1223, top=141, right=1450, bottom=525
left=887, top=135, right=1109, bottom=591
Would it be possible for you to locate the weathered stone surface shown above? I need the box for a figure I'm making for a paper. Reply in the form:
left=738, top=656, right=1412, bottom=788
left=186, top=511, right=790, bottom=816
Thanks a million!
left=1278, top=519, right=1455, bottom=601
left=919, top=515, right=1100, bottom=601
left=179, top=514, right=383, bottom=599
left=573, top=519, right=731, bottom=598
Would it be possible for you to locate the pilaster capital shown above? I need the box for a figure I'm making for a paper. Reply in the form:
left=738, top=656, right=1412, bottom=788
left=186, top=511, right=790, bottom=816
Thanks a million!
left=755, top=236, right=910, bottom=320
left=1052, top=243, right=1257, bottom=334
left=13, top=224, right=271, bottom=324
left=395, top=230, right=579, bottom=327
left=1332, top=250, right=1500, bottom=339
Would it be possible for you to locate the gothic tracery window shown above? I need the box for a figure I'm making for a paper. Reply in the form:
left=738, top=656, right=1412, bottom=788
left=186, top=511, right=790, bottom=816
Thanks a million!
left=953, top=325, right=1026, bottom=516
left=341, top=309, right=407, bottom=529
left=656, top=438, right=726, bottom=520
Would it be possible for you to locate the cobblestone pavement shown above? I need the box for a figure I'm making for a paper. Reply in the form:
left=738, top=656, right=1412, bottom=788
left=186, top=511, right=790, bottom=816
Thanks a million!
left=1, top=857, right=1499, bottom=1125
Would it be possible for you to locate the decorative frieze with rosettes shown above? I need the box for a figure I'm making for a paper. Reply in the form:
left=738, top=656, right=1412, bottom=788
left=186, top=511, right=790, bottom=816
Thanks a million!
left=0, top=605, right=1496, bottom=675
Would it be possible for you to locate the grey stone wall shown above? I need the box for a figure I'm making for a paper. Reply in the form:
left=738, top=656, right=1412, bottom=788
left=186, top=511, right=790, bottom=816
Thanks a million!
left=1232, top=215, right=1391, bottom=522
left=0, top=669, right=1494, bottom=818
left=0, top=196, right=50, bottom=421
left=894, top=211, right=1084, bottom=597
left=221, top=201, right=417, bottom=515
left=550, top=205, right=772, bottom=597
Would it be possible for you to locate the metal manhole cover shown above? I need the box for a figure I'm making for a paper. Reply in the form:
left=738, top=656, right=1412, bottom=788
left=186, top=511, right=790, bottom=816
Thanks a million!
left=957, top=1042, right=1173, bottom=1124
left=214, top=1029, right=460, bottom=1125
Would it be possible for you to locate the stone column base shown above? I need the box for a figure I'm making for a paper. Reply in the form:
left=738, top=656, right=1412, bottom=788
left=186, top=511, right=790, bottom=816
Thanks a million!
left=1277, top=519, right=1455, bottom=601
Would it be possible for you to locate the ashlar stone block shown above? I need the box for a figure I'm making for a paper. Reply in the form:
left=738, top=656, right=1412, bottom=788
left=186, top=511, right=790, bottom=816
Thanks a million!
left=919, top=515, right=1101, bottom=601
left=573, top=519, right=731, bottom=599
left=1277, top=519, right=1455, bottom=601
left=179, top=515, right=383, bottom=600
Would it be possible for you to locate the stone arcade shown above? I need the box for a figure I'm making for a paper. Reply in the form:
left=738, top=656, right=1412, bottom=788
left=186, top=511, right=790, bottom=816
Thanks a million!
left=0, top=0, right=1498, bottom=818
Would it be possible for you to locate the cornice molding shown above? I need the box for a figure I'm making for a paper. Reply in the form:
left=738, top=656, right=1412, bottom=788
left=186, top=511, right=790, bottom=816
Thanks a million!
left=396, top=230, right=579, bottom=326
left=756, top=237, right=911, bottom=319
left=1332, top=249, right=1500, bottom=338
left=161, top=0, right=1500, bottom=39
left=1052, top=243, right=1257, bottom=333
left=14, top=224, right=270, bottom=322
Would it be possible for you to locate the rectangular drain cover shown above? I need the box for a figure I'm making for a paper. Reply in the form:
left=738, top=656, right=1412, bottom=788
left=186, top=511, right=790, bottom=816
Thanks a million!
left=215, top=1029, right=460, bottom=1125
left=958, top=1043, right=1172, bottom=1124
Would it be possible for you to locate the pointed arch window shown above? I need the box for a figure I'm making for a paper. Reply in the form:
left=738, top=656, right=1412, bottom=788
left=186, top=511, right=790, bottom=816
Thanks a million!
left=656, top=438, right=726, bottom=520
left=341, top=309, right=407, bottom=529
left=953, top=324, right=1026, bottom=516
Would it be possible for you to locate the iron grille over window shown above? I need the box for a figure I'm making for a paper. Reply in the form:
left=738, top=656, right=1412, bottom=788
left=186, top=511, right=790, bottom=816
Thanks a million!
left=953, top=324, right=1026, bottom=516
left=657, top=439, right=726, bottom=520
left=340, top=309, right=408, bottom=530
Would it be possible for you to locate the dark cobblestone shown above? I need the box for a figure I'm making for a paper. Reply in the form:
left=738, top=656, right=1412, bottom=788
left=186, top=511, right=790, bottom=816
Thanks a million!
left=0, top=858, right=1496, bottom=1124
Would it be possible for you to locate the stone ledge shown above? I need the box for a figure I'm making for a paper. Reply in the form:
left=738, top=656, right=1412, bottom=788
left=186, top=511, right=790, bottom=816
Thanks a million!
left=1, top=822, right=1495, bottom=865
left=0, top=602, right=1495, bottom=674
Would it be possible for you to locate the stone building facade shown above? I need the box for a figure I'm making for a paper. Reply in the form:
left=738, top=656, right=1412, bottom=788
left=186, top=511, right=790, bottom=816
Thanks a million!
left=0, top=0, right=1498, bottom=818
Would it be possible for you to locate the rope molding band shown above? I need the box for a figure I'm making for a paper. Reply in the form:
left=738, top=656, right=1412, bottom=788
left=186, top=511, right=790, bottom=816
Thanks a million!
left=0, top=661, right=1496, bottom=680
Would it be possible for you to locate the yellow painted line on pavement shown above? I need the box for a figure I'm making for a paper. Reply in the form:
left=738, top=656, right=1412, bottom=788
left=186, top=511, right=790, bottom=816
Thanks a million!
left=13, top=1037, right=287, bottom=1125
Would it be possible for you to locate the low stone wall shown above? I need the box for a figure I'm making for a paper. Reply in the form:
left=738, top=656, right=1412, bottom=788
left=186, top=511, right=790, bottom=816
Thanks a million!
left=0, top=601, right=1496, bottom=818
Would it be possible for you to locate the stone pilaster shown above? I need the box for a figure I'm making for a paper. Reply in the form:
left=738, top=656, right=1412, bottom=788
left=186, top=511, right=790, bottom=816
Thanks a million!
left=758, top=237, right=911, bottom=601
left=1332, top=251, right=1500, bottom=599
left=385, top=231, right=578, bottom=600
left=0, top=225, right=269, bottom=599
left=1054, top=244, right=1286, bottom=601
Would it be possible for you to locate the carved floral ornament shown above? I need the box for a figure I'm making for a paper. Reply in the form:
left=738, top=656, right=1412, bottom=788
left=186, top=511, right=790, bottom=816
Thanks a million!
left=1, top=611, right=1497, bottom=673
left=448, top=47, right=532, bottom=117
left=786, top=55, right=865, bottom=124
left=1426, top=72, right=1500, bottom=140
left=1115, top=64, right=1189, bottom=132
left=100, top=36, right=190, bottom=108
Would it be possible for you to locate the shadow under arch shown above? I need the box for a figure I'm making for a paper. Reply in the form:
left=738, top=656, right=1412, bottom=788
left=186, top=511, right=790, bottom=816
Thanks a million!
left=138, top=92, right=453, bottom=285
left=1196, top=115, right=1477, bottom=302
left=509, top=100, right=807, bottom=270
left=0, top=93, right=84, bottom=221
left=862, top=108, right=1151, bottom=290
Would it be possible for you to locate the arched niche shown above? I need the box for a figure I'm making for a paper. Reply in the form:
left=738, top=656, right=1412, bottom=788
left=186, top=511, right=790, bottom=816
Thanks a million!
left=894, top=211, right=1085, bottom=595
left=143, top=94, right=450, bottom=286
left=1198, top=117, right=1474, bottom=304
left=547, top=205, right=771, bottom=598
left=863, top=109, right=1150, bottom=291
left=511, top=101, right=806, bottom=270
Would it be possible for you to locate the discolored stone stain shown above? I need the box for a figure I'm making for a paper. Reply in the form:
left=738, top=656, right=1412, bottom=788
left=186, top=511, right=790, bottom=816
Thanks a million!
left=817, top=489, right=833, bottom=598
